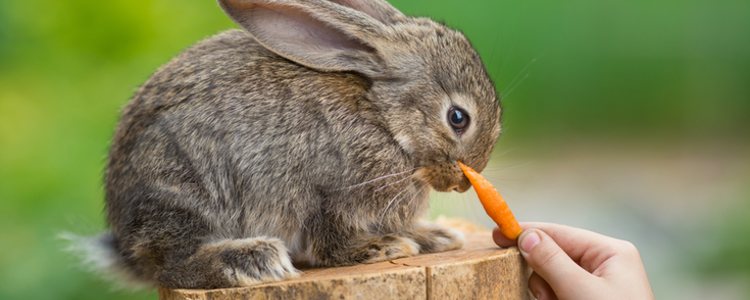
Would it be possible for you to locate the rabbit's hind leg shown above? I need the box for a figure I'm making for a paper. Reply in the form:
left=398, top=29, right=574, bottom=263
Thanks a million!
left=115, top=200, right=298, bottom=289
left=163, top=237, right=300, bottom=288
left=152, top=236, right=299, bottom=288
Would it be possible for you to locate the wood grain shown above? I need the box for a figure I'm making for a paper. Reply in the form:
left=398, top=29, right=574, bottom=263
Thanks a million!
left=159, top=231, right=529, bottom=300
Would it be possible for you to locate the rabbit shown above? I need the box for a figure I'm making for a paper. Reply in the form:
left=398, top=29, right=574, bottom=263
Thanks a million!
left=80, top=0, right=502, bottom=289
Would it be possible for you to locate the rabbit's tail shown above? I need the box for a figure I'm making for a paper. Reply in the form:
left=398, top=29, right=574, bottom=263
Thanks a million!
left=60, top=231, right=151, bottom=289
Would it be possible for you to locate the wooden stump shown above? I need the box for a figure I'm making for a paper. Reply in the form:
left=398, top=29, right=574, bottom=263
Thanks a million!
left=159, top=231, right=530, bottom=300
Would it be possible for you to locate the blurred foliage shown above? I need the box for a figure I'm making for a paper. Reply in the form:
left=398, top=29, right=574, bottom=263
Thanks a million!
left=0, top=0, right=748, bottom=299
left=695, top=197, right=750, bottom=277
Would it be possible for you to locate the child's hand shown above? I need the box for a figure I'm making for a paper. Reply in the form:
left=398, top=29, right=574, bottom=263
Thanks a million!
left=493, top=223, right=654, bottom=300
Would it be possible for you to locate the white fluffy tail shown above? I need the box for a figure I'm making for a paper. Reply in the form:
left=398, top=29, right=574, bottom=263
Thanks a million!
left=60, top=231, right=151, bottom=289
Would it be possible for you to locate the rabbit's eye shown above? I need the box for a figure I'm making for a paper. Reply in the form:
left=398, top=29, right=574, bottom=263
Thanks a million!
left=447, top=106, right=470, bottom=134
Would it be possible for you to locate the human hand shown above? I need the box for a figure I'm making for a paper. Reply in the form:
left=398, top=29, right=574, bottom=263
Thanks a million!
left=493, top=223, right=654, bottom=300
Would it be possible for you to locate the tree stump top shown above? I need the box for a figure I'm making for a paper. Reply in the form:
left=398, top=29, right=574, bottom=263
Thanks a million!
left=158, top=229, right=529, bottom=300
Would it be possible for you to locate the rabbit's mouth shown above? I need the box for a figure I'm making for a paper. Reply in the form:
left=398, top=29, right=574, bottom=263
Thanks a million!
left=451, top=180, right=472, bottom=193
left=414, top=163, right=472, bottom=193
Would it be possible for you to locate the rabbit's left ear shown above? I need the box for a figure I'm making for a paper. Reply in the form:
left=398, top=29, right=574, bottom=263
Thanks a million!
left=219, top=0, right=390, bottom=77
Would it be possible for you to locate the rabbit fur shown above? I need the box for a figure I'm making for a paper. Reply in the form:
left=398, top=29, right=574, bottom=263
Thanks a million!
left=85, top=0, right=501, bottom=289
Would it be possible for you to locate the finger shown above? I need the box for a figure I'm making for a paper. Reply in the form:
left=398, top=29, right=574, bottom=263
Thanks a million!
left=492, top=227, right=516, bottom=247
left=493, top=223, right=569, bottom=247
left=518, top=229, right=592, bottom=290
left=494, top=222, right=626, bottom=274
left=518, top=222, right=622, bottom=263
left=528, top=272, right=557, bottom=300
left=492, top=222, right=567, bottom=247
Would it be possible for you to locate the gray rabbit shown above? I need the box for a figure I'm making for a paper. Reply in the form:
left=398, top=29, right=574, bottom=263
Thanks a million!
left=82, top=0, right=501, bottom=289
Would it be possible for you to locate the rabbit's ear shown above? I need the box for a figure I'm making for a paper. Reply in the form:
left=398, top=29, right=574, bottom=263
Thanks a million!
left=219, top=0, right=389, bottom=76
left=328, top=0, right=406, bottom=24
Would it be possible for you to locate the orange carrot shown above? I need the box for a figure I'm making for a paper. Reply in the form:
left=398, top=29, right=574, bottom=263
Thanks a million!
left=457, top=161, right=522, bottom=240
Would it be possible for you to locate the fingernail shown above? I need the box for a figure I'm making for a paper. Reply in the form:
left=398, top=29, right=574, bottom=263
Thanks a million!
left=520, top=230, right=540, bottom=253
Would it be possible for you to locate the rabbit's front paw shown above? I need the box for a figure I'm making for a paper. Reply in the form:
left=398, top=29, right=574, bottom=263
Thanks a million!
left=360, top=235, right=420, bottom=263
left=407, top=223, right=464, bottom=254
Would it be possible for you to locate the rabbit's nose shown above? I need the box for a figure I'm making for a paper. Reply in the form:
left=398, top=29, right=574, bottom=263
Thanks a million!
left=453, top=177, right=471, bottom=193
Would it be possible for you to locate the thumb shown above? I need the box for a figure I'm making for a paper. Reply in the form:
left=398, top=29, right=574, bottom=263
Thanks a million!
left=518, top=229, right=593, bottom=290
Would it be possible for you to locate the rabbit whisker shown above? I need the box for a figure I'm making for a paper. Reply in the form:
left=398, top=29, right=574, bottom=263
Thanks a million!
left=378, top=188, right=412, bottom=224
left=374, top=173, right=416, bottom=193
left=336, top=168, right=417, bottom=190
left=501, top=57, right=537, bottom=100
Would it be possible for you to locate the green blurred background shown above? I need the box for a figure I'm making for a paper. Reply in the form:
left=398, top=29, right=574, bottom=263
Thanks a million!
left=1, top=0, right=748, bottom=299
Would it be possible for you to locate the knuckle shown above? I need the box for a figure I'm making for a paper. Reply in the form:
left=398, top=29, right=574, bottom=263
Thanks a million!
left=620, top=240, right=637, bottom=252
left=615, top=240, right=640, bottom=256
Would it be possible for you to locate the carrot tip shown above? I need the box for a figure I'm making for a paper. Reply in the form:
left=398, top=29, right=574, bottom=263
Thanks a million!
left=457, top=161, right=522, bottom=241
